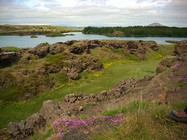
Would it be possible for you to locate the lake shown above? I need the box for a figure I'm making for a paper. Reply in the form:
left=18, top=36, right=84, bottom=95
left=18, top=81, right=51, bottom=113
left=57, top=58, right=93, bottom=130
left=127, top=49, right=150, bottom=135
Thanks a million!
left=0, top=32, right=187, bottom=48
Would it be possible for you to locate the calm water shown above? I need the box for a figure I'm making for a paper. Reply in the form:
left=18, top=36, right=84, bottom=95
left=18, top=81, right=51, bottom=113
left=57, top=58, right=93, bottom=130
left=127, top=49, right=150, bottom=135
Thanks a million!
left=0, top=32, right=187, bottom=48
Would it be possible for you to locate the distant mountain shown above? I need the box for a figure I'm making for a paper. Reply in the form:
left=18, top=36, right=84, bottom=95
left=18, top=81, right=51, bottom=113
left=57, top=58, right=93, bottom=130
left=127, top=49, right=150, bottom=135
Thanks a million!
left=148, top=22, right=164, bottom=27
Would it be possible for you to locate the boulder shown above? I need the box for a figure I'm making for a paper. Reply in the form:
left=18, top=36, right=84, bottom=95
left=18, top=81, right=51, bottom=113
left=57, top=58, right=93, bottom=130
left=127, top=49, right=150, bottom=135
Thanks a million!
left=66, top=68, right=80, bottom=80
left=156, top=56, right=177, bottom=74
left=65, top=40, right=78, bottom=46
left=29, top=43, right=50, bottom=58
left=24, top=113, right=46, bottom=131
left=0, top=52, right=20, bottom=68
left=69, top=44, right=88, bottom=54
left=39, top=100, right=65, bottom=121
left=96, top=91, right=108, bottom=101
left=147, top=41, right=158, bottom=51
left=173, top=40, right=187, bottom=58
left=7, top=113, right=46, bottom=139
left=87, top=40, right=101, bottom=49
left=64, top=94, right=85, bottom=103
left=7, top=122, right=20, bottom=137
left=49, top=42, right=66, bottom=54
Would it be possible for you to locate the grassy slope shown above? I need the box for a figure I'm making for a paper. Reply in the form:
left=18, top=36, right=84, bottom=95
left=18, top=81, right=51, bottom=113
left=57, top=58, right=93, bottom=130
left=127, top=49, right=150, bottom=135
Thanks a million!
left=0, top=44, right=174, bottom=129
left=32, top=97, right=187, bottom=140
left=93, top=100, right=187, bottom=140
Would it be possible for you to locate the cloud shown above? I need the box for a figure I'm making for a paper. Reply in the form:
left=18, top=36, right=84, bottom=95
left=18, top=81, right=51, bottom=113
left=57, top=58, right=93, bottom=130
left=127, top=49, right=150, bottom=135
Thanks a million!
left=0, top=0, right=186, bottom=27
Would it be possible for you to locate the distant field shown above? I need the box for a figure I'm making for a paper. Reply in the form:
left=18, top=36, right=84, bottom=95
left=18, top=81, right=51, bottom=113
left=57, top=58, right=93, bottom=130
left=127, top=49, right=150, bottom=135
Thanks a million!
left=0, top=24, right=79, bottom=35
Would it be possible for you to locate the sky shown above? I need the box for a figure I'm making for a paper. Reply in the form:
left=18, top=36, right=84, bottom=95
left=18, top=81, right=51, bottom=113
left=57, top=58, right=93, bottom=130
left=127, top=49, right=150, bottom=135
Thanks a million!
left=0, top=0, right=187, bottom=27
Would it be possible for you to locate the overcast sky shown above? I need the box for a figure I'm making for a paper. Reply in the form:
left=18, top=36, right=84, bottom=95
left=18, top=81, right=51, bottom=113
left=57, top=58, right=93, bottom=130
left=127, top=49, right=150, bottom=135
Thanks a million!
left=0, top=0, right=187, bottom=27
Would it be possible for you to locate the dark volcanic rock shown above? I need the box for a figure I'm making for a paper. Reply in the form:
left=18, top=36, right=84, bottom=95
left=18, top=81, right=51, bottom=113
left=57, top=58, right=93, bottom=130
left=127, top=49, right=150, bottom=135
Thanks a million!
left=29, top=43, right=50, bottom=58
left=7, top=113, right=46, bottom=139
left=7, top=100, right=67, bottom=139
left=49, top=42, right=66, bottom=54
left=173, top=40, right=187, bottom=59
left=0, top=52, right=20, bottom=68
left=156, top=56, right=177, bottom=74
left=39, top=100, right=65, bottom=121
left=69, top=43, right=88, bottom=54
left=65, top=40, right=78, bottom=46
left=63, top=55, right=103, bottom=80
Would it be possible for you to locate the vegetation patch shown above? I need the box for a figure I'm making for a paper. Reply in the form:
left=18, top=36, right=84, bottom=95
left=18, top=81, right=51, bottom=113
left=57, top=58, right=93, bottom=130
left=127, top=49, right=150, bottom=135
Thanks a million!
left=83, top=26, right=187, bottom=37
left=45, top=32, right=65, bottom=37
left=94, top=100, right=187, bottom=140
left=30, top=35, right=38, bottom=38
left=0, top=43, right=174, bottom=129
left=165, top=40, right=180, bottom=44
left=0, top=46, right=22, bottom=52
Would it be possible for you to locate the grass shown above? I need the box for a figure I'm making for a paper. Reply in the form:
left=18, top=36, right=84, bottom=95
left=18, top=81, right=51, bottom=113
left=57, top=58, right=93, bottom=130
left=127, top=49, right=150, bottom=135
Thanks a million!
left=0, top=60, right=159, bottom=129
left=0, top=44, right=174, bottom=129
left=0, top=46, right=22, bottom=52
left=165, top=40, right=180, bottom=44
left=31, top=100, right=187, bottom=139
left=31, top=123, right=53, bottom=140
left=94, top=100, right=187, bottom=140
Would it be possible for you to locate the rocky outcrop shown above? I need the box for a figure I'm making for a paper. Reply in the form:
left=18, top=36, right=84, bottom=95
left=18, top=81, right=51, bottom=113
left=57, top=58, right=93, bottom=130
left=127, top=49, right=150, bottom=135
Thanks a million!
left=142, top=41, right=187, bottom=104
left=6, top=75, right=153, bottom=139
left=7, top=113, right=46, bottom=139
left=64, top=76, right=153, bottom=104
left=27, top=40, right=158, bottom=59
left=173, top=40, right=187, bottom=59
left=7, top=100, right=67, bottom=139
left=101, top=40, right=158, bottom=59
left=63, top=55, right=103, bottom=80
left=0, top=52, right=20, bottom=68
left=156, top=56, right=177, bottom=74
left=156, top=40, right=187, bottom=75
left=29, top=43, right=50, bottom=58
left=49, top=42, right=66, bottom=54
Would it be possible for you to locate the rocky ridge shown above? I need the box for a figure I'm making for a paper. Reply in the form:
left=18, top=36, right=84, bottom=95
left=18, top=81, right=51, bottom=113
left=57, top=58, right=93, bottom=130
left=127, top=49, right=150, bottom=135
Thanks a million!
left=0, top=40, right=158, bottom=100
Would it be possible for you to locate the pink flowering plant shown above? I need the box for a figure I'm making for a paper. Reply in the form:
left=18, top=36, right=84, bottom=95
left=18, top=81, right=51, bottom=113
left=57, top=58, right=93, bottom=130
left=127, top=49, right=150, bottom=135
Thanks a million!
left=49, top=114, right=124, bottom=139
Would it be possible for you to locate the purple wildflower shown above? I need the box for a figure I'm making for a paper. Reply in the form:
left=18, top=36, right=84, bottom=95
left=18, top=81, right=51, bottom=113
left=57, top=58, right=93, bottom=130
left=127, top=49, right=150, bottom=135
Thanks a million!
left=111, top=118, right=124, bottom=123
left=115, top=113, right=124, bottom=117
left=51, top=113, right=125, bottom=139
left=52, top=120, right=60, bottom=128
left=175, top=63, right=181, bottom=68
left=182, top=77, right=187, bottom=81
left=181, top=75, right=187, bottom=81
